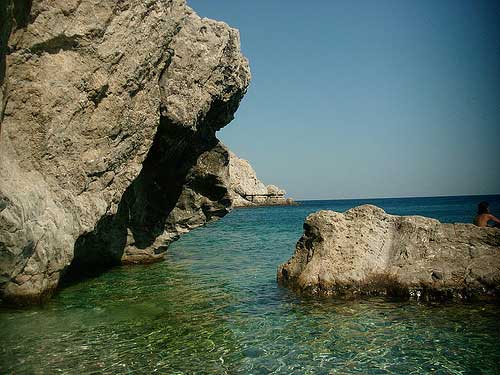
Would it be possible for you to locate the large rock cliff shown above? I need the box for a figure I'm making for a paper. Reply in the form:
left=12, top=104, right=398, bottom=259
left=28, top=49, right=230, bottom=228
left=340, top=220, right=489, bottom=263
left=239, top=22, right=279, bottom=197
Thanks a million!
left=0, top=0, right=250, bottom=304
left=228, top=150, right=295, bottom=207
left=278, top=205, right=500, bottom=300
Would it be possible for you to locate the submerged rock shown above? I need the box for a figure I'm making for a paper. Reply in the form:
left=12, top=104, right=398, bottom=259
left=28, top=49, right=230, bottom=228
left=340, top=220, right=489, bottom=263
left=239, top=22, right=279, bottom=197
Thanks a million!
left=277, top=205, right=500, bottom=300
left=0, top=0, right=250, bottom=304
left=228, top=151, right=295, bottom=207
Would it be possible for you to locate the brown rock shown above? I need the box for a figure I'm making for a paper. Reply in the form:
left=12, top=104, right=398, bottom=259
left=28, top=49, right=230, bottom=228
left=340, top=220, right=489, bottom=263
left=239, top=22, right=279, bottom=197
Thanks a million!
left=278, top=205, right=500, bottom=301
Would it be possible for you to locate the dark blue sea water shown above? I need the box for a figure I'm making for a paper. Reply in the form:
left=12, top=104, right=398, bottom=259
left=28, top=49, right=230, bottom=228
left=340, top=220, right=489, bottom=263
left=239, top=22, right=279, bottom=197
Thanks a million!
left=1, top=195, right=499, bottom=374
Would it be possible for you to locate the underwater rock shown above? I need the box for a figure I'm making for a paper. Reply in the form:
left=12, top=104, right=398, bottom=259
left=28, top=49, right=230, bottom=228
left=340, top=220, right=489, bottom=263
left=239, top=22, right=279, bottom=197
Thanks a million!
left=0, top=0, right=250, bottom=304
left=278, top=205, right=500, bottom=300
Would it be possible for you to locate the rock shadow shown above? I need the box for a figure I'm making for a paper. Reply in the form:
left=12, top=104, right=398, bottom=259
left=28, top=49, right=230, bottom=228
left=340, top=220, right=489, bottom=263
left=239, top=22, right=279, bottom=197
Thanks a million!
left=61, top=115, right=228, bottom=285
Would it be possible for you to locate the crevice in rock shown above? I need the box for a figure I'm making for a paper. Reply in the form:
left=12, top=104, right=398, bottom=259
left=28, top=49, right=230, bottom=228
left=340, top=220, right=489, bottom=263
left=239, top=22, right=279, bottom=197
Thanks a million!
left=1, top=0, right=33, bottom=92
left=0, top=0, right=24, bottom=129
left=28, top=34, right=80, bottom=56
left=0, top=2, right=12, bottom=87
left=13, top=0, right=32, bottom=29
left=0, top=192, right=10, bottom=212
left=88, top=83, right=109, bottom=107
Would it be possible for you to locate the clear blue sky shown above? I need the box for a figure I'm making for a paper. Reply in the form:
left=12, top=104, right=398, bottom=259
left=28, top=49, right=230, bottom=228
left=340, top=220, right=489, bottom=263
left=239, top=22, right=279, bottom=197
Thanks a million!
left=188, top=0, right=500, bottom=200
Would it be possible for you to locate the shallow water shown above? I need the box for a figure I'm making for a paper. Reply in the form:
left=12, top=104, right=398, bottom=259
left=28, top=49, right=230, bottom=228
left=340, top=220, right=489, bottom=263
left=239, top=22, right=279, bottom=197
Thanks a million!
left=1, top=195, right=499, bottom=374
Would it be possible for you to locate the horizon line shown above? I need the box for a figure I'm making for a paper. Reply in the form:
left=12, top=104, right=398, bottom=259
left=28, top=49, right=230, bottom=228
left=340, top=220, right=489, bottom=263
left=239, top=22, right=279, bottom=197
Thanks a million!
left=294, top=193, right=500, bottom=202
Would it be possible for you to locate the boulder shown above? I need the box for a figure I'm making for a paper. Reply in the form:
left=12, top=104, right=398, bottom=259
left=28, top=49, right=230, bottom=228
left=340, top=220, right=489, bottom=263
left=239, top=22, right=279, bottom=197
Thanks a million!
left=278, top=205, right=500, bottom=300
left=0, top=0, right=250, bottom=304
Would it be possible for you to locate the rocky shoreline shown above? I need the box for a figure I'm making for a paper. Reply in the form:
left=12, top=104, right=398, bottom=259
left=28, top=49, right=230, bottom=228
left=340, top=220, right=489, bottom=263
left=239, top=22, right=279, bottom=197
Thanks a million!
left=278, top=205, right=500, bottom=301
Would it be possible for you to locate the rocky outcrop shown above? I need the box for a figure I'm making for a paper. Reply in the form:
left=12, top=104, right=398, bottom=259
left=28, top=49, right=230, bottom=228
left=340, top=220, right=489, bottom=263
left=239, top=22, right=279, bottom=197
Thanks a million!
left=278, top=205, right=500, bottom=300
left=228, top=150, right=294, bottom=207
left=0, top=0, right=250, bottom=304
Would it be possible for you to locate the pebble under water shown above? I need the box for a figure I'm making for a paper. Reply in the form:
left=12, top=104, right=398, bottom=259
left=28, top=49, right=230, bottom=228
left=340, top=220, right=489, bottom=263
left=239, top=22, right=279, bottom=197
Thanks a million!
left=1, top=196, right=499, bottom=375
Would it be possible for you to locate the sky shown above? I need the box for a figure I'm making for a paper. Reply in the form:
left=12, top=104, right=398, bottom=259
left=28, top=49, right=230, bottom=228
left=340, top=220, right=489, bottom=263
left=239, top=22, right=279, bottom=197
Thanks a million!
left=188, top=0, right=500, bottom=200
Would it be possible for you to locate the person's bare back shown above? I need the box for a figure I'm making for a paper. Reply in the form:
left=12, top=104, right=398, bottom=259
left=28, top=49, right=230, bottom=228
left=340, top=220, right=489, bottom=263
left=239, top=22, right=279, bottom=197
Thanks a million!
left=474, top=213, right=499, bottom=227
left=474, top=201, right=500, bottom=228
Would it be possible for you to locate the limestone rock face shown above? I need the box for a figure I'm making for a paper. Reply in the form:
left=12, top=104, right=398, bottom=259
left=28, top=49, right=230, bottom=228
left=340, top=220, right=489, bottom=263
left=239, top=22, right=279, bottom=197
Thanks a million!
left=228, top=150, right=294, bottom=207
left=0, top=0, right=250, bottom=304
left=278, top=205, right=500, bottom=300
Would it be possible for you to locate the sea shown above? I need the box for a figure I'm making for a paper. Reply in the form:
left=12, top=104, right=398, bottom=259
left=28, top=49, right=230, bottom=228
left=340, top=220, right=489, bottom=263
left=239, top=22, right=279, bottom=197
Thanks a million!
left=1, top=195, right=499, bottom=375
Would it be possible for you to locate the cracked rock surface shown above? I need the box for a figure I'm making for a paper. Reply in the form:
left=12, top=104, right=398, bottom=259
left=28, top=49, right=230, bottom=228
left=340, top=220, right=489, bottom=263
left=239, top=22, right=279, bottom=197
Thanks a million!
left=278, top=205, right=500, bottom=300
left=0, top=0, right=250, bottom=304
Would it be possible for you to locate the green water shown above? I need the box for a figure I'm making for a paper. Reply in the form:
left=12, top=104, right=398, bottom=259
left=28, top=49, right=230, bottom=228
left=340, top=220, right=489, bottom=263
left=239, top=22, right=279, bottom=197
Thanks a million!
left=1, top=197, right=500, bottom=374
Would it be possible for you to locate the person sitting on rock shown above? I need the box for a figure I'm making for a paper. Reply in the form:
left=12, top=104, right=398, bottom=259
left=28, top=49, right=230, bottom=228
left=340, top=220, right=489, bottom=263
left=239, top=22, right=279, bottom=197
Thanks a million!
left=473, top=201, right=500, bottom=227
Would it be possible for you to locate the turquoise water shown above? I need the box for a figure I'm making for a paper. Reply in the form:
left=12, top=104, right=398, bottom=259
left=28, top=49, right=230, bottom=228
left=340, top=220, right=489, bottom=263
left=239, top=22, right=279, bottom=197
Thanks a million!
left=1, top=195, right=499, bottom=374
